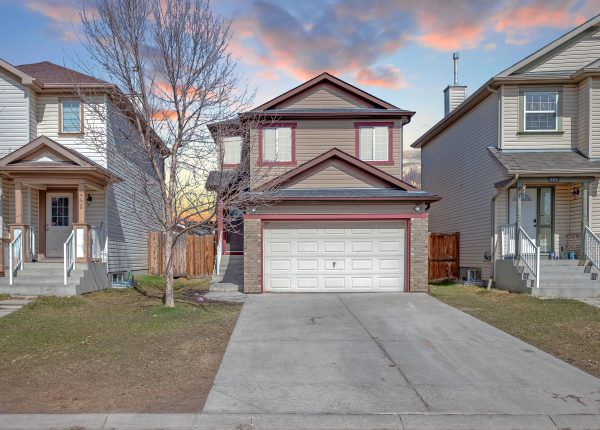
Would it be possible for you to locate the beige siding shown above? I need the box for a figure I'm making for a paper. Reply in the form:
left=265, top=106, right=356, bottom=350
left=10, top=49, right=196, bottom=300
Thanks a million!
left=29, top=188, right=39, bottom=255
left=278, top=84, right=372, bottom=109
left=577, top=78, right=590, bottom=156
left=525, top=28, right=600, bottom=74
left=590, top=181, right=600, bottom=235
left=0, top=70, right=29, bottom=155
left=421, top=94, right=503, bottom=279
left=37, top=94, right=107, bottom=166
left=287, top=160, right=392, bottom=189
left=591, top=78, right=600, bottom=158
left=502, top=84, right=577, bottom=150
left=250, top=119, right=403, bottom=188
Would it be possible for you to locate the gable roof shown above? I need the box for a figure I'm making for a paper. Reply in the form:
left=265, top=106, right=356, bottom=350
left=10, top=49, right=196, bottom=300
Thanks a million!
left=0, top=58, right=35, bottom=86
left=413, top=14, right=600, bottom=149
left=251, top=72, right=406, bottom=112
left=497, top=14, right=600, bottom=77
left=0, top=135, right=121, bottom=183
left=255, top=148, right=418, bottom=192
left=16, top=61, right=110, bottom=89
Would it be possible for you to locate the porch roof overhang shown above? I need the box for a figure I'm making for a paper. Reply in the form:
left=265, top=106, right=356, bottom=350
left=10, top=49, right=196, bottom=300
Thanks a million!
left=0, top=136, right=122, bottom=189
left=489, top=148, right=600, bottom=179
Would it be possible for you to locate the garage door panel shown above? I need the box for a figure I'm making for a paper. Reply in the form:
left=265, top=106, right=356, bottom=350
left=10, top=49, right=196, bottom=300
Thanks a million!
left=264, top=221, right=406, bottom=292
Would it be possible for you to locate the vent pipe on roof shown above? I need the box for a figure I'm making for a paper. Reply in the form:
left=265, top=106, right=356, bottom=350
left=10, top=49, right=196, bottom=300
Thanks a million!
left=444, top=52, right=467, bottom=116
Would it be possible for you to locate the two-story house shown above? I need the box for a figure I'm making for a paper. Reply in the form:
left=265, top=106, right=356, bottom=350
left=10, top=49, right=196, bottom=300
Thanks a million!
left=0, top=59, right=162, bottom=296
left=207, top=73, right=439, bottom=294
left=414, top=15, right=600, bottom=298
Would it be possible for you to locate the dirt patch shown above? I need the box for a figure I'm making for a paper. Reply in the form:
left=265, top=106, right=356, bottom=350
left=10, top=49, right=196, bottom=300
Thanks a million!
left=430, top=283, right=600, bottom=377
left=0, top=289, right=241, bottom=413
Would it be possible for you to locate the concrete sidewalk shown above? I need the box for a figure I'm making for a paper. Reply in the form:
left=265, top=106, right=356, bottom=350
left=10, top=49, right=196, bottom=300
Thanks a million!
left=1, top=412, right=599, bottom=429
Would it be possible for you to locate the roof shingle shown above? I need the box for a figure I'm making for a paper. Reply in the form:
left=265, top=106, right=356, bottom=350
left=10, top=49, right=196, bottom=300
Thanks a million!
left=16, top=61, right=109, bottom=87
left=489, top=148, right=600, bottom=175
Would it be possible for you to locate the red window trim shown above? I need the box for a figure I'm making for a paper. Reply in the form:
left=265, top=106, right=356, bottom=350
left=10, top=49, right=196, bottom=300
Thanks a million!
left=354, top=121, right=394, bottom=166
left=257, top=122, right=297, bottom=167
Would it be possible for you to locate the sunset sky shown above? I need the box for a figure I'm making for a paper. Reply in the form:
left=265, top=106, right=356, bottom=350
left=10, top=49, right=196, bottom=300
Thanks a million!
left=1, top=0, right=599, bottom=165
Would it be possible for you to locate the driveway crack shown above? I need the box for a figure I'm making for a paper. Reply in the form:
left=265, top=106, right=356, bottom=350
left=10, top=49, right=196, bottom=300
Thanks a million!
left=335, top=294, right=431, bottom=412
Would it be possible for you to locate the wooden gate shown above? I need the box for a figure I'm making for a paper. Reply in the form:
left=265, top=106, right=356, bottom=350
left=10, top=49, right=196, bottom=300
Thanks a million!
left=148, top=232, right=215, bottom=278
left=428, top=233, right=459, bottom=282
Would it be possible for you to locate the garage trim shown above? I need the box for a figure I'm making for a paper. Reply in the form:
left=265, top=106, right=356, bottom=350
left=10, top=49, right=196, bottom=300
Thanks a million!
left=245, top=213, right=429, bottom=293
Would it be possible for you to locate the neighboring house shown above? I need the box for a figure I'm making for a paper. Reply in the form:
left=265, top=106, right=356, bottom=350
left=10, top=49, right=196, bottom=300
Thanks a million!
left=207, top=73, right=439, bottom=293
left=0, top=60, right=162, bottom=296
left=414, top=15, right=600, bottom=298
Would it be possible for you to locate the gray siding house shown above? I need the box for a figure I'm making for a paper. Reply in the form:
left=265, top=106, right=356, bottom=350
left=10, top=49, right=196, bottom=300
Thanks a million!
left=415, top=15, right=600, bottom=298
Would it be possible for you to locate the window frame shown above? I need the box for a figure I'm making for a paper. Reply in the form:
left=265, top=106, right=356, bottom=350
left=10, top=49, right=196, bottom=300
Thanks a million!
left=221, top=135, right=243, bottom=168
left=354, top=121, right=394, bottom=165
left=257, top=122, right=297, bottom=166
left=523, top=91, right=559, bottom=132
left=58, top=97, right=84, bottom=135
left=518, top=88, right=563, bottom=134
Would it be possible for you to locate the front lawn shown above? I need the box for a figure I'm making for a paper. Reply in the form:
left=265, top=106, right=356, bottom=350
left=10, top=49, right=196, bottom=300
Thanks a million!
left=0, top=288, right=241, bottom=413
left=430, top=283, right=600, bottom=377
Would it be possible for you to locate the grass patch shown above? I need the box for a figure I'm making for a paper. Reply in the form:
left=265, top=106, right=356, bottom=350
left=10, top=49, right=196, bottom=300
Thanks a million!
left=134, top=275, right=210, bottom=303
left=0, top=288, right=241, bottom=413
left=430, top=283, right=600, bottom=377
left=0, top=293, right=10, bottom=301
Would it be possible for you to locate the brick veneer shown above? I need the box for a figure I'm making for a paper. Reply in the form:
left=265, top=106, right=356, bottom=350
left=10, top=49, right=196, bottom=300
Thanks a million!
left=243, top=218, right=262, bottom=293
left=242, top=215, right=429, bottom=293
left=409, top=217, right=429, bottom=292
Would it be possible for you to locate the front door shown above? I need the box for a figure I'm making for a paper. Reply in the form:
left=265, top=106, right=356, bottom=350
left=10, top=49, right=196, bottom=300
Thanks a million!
left=46, top=193, right=72, bottom=258
left=509, top=187, right=554, bottom=253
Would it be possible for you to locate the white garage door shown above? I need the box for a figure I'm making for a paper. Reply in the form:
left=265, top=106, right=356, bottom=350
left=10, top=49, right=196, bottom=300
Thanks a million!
left=264, top=221, right=406, bottom=292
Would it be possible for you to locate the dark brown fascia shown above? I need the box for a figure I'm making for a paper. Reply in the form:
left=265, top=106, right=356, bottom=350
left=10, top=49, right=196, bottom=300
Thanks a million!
left=270, top=195, right=441, bottom=203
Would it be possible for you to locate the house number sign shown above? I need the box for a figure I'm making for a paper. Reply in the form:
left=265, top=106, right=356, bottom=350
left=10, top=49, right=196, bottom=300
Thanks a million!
left=547, top=177, right=560, bottom=183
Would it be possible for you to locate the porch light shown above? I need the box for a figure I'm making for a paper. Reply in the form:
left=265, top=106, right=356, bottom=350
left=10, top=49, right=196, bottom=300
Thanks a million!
left=512, top=184, right=532, bottom=202
left=572, top=187, right=580, bottom=197
left=86, top=194, right=93, bottom=202
left=413, top=204, right=423, bottom=213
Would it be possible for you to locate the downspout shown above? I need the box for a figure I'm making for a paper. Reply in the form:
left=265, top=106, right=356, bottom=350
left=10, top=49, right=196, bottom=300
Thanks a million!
left=487, top=84, right=503, bottom=288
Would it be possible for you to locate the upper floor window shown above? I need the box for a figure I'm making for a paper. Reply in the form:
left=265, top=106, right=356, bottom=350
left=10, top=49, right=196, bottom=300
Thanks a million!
left=60, top=98, right=83, bottom=134
left=355, top=122, right=393, bottom=165
left=524, top=92, right=558, bottom=132
left=222, top=136, right=242, bottom=166
left=259, top=123, right=296, bottom=165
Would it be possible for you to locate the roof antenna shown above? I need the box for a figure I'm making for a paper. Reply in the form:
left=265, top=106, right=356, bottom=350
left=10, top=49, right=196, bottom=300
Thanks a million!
left=453, top=52, right=460, bottom=85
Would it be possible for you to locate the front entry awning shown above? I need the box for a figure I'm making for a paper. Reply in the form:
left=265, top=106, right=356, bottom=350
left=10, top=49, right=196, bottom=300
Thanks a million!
left=0, top=135, right=122, bottom=190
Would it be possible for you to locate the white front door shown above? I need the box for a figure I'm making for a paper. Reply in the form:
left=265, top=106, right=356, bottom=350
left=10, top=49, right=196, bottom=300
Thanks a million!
left=509, top=188, right=538, bottom=241
left=263, top=221, right=406, bottom=292
left=46, top=193, right=73, bottom=258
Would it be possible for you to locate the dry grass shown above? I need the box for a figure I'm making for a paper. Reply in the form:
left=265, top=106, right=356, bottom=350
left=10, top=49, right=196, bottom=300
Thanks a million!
left=430, top=283, right=600, bottom=377
left=0, top=288, right=241, bottom=413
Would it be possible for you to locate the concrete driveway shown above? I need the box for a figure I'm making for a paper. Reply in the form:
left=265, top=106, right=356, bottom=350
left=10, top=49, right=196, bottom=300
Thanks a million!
left=204, top=293, right=600, bottom=415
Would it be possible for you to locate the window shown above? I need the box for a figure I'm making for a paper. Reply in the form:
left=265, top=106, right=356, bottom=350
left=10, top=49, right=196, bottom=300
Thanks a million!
left=222, top=136, right=242, bottom=165
left=355, top=122, right=393, bottom=163
left=260, top=124, right=295, bottom=164
left=60, top=98, right=82, bottom=134
left=524, top=92, right=558, bottom=131
left=51, top=197, right=69, bottom=227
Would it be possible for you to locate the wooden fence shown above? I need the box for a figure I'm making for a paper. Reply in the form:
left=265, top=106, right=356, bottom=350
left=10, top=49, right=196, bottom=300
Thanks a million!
left=428, top=233, right=460, bottom=282
left=148, top=232, right=215, bottom=278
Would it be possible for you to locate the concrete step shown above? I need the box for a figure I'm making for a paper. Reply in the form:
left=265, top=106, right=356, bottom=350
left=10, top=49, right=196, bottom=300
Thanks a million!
left=533, top=287, right=600, bottom=298
left=209, top=282, right=242, bottom=292
left=539, top=260, right=583, bottom=266
left=0, top=284, right=77, bottom=297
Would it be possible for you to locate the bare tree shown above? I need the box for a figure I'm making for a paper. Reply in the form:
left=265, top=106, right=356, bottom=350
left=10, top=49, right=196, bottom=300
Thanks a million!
left=79, top=0, right=268, bottom=307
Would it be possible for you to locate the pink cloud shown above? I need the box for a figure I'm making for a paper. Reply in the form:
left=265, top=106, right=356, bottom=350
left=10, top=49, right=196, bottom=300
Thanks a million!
left=355, top=65, right=408, bottom=90
left=256, top=70, right=279, bottom=81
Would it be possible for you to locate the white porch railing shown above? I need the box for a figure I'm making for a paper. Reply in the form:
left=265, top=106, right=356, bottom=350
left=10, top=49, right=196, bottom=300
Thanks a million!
left=500, top=224, right=540, bottom=289
left=215, top=231, right=223, bottom=276
left=64, top=230, right=75, bottom=285
left=500, top=224, right=516, bottom=258
left=584, top=226, right=600, bottom=269
left=9, top=230, right=23, bottom=285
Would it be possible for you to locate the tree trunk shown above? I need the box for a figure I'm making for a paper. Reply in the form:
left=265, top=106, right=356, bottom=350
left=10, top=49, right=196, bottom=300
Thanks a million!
left=164, top=229, right=175, bottom=308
